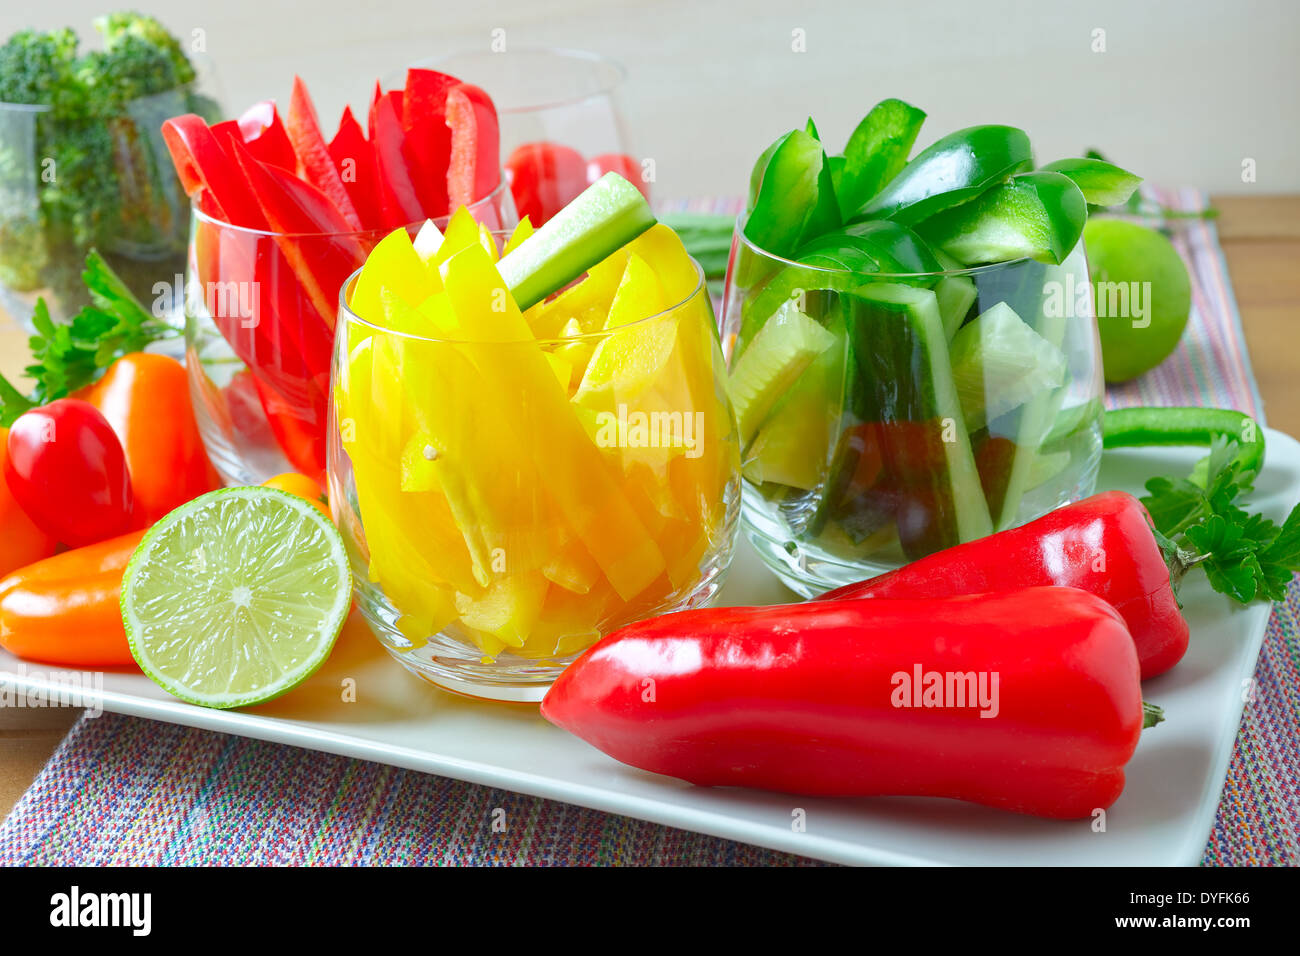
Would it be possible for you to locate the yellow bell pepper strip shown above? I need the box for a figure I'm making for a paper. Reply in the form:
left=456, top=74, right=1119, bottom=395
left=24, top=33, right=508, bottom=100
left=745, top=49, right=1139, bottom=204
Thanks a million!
left=437, top=243, right=666, bottom=601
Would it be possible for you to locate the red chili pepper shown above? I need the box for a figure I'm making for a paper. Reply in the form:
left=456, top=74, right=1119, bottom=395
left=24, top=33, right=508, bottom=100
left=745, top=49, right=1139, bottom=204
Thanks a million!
left=287, top=76, right=363, bottom=230
left=401, top=68, right=460, bottom=218
left=445, top=82, right=500, bottom=210
left=542, top=587, right=1145, bottom=819
left=329, top=105, right=383, bottom=229
left=237, top=100, right=298, bottom=171
left=371, top=90, right=425, bottom=228
left=819, top=491, right=1190, bottom=679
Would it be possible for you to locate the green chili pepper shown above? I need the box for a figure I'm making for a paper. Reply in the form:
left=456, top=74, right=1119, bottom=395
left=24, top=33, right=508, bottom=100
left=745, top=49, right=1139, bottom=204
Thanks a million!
left=1102, top=406, right=1265, bottom=480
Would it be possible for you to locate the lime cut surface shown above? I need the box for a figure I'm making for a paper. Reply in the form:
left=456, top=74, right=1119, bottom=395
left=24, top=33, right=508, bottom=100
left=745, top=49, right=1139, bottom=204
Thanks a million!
left=121, top=487, right=352, bottom=709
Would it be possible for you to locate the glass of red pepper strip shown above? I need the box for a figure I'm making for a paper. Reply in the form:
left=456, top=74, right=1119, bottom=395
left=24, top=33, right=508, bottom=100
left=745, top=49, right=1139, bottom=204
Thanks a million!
left=817, top=490, right=1189, bottom=679
left=542, top=586, right=1146, bottom=819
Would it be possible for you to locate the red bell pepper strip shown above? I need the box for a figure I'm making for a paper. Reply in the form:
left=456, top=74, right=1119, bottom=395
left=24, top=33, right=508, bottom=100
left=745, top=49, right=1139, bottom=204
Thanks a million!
left=287, top=76, right=363, bottom=230
left=371, top=90, right=425, bottom=228
left=542, top=587, right=1145, bottom=819
left=224, top=133, right=366, bottom=324
left=445, top=82, right=500, bottom=210
left=819, top=491, right=1190, bottom=680
left=402, top=68, right=459, bottom=218
left=237, top=100, right=298, bottom=172
left=329, top=105, right=383, bottom=230
left=162, top=114, right=265, bottom=227
left=252, top=374, right=328, bottom=483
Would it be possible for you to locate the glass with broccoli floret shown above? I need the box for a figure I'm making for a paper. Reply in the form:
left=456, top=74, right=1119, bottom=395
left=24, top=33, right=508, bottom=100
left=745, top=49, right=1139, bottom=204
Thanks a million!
left=0, top=13, right=223, bottom=328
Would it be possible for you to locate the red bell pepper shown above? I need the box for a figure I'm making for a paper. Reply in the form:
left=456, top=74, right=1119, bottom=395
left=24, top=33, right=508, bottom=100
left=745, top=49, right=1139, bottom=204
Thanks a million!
left=586, top=152, right=650, bottom=201
left=445, top=82, right=500, bottom=210
left=505, top=142, right=588, bottom=226
left=237, top=100, right=298, bottom=172
left=542, top=587, right=1146, bottom=819
left=329, top=105, right=383, bottom=230
left=287, top=76, right=363, bottom=230
left=401, top=68, right=459, bottom=218
left=371, top=90, right=425, bottom=228
left=819, top=491, right=1190, bottom=680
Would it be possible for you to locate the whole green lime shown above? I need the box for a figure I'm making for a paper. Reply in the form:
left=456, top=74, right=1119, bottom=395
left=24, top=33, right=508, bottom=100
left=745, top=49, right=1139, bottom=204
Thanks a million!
left=1083, top=219, right=1192, bottom=383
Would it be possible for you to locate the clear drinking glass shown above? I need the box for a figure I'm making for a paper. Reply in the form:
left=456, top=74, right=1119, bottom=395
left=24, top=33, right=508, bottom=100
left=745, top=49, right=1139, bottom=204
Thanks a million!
left=0, top=78, right=223, bottom=329
left=185, top=183, right=516, bottom=486
left=329, top=244, right=740, bottom=701
left=721, top=226, right=1104, bottom=596
left=409, top=48, right=643, bottom=226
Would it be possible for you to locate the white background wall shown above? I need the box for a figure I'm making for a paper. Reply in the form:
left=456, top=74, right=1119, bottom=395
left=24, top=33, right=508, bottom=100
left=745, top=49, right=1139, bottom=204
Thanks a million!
left=4, top=0, right=1297, bottom=200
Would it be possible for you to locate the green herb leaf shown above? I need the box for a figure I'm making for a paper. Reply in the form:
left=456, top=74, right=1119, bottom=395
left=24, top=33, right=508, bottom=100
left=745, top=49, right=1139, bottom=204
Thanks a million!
left=0, top=249, right=175, bottom=427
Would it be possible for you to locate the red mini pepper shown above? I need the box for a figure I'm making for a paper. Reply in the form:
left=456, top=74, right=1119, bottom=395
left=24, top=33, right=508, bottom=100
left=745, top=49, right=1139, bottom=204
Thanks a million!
left=819, top=491, right=1190, bottom=680
left=542, top=587, right=1145, bottom=819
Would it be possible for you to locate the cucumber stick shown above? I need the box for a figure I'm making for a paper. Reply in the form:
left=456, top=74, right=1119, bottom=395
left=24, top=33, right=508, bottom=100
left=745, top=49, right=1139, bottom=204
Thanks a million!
left=499, top=173, right=656, bottom=311
left=935, top=275, right=977, bottom=338
left=743, top=329, right=848, bottom=489
left=846, top=283, right=992, bottom=558
left=729, top=300, right=836, bottom=445
left=948, top=302, right=1066, bottom=430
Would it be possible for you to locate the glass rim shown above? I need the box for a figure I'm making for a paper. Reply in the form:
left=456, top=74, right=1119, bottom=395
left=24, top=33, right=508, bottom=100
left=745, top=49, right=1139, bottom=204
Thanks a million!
left=410, top=46, right=627, bottom=114
left=339, top=249, right=707, bottom=346
left=189, top=177, right=511, bottom=240
left=732, top=212, right=1041, bottom=279
left=0, top=101, right=53, bottom=114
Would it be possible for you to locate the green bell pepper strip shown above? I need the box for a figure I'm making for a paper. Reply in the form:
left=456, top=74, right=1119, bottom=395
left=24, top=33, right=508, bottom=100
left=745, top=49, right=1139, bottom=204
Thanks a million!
left=744, top=127, right=841, bottom=258
left=1039, top=158, right=1143, bottom=208
left=1102, top=407, right=1265, bottom=481
left=915, top=170, right=1089, bottom=265
left=837, top=98, right=927, bottom=219
left=854, top=124, right=1034, bottom=226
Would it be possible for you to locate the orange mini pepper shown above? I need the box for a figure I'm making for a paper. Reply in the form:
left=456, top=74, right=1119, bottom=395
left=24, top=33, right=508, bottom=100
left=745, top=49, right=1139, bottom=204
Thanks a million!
left=0, top=530, right=145, bottom=668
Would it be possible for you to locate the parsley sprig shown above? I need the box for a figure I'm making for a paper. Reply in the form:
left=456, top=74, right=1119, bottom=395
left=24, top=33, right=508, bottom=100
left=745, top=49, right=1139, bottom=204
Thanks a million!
left=1142, top=435, right=1300, bottom=603
left=0, top=249, right=177, bottom=427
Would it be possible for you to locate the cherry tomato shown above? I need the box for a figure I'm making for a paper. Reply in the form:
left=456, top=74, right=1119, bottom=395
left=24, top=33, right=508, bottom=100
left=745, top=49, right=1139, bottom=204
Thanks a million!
left=262, top=472, right=331, bottom=519
left=586, top=153, right=650, bottom=200
left=505, top=142, right=588, bottom=226
left=4, top=399, right=135, bottom=548
left=0, top=426, right=58, bottom=578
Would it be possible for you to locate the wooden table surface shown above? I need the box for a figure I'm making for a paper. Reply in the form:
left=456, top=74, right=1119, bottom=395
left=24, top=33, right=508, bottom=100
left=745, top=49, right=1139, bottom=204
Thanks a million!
left=1, top=194, right=1298, bottom=821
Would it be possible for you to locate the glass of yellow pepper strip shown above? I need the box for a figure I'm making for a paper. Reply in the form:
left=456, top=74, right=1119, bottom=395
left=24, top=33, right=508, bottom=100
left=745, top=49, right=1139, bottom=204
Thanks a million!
left=328, top=196, right=740, bottom=701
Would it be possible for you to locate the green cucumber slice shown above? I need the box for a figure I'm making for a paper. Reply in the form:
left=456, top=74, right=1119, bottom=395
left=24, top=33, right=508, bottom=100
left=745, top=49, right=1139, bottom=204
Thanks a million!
left=499, top=172, right=656, bottom=311
left=743, top=328, right=848, bottom=489
left=915, top=171, right=1088, bottom=266
left=935, top=274, right=977, bottom=339
left=948, top=301, right=1067, bottom=430
left=845, top=282, right=993, bottom=558
left=729, top=299, right=836, bottom=445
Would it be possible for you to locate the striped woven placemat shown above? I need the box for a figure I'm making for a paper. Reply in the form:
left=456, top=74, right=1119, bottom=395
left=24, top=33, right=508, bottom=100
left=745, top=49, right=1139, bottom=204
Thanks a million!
left=2, top=189, right=1295, bottom=866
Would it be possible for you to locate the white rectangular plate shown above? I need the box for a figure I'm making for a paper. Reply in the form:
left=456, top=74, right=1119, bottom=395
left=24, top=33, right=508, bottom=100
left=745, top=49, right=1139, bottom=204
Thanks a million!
left=4, top=429, right=1296, bottom=866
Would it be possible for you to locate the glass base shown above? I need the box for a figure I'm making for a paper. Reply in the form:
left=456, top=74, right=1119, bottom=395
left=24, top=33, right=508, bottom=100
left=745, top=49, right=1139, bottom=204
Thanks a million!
left=355, top=527, right=737, bottom=703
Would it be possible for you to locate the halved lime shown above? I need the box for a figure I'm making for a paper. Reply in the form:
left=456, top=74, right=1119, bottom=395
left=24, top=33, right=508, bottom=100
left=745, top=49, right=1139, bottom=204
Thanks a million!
left=120, top=487, right=352, bottom=709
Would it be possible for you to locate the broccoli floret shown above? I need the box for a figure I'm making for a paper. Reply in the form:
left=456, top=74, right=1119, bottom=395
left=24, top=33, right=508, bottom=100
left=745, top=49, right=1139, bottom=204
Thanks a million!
left=0, top=13, right=206, bottom=313
left=0, top=28, right=85, bottom=113
left=94, top=12, right=196, bottom=88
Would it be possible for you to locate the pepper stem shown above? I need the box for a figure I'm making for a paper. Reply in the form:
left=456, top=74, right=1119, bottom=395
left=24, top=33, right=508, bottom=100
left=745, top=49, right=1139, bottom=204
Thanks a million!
left=1142, top=701, right=1165, bottom=729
